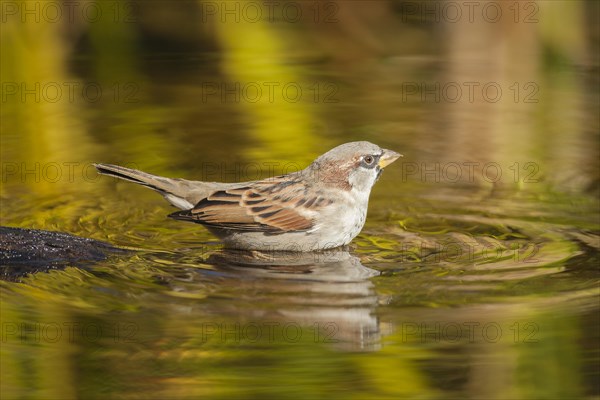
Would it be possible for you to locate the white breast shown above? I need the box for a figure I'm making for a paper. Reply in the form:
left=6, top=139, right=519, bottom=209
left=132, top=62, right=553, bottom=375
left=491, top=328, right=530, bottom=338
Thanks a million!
left=311, top=188, right=369, bottom=247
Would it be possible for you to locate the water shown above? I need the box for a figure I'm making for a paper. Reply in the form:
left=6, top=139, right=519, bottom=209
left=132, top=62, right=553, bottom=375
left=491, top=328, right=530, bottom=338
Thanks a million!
left=1, top=1, right=599, bottom=399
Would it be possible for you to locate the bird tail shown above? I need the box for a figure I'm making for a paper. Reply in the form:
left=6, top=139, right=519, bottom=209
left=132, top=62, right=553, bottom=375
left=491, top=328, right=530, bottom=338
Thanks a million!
left=94, top=163, right=196, bottom=209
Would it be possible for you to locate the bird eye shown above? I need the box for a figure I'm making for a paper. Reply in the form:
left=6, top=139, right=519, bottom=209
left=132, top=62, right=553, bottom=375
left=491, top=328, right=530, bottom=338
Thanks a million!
left=362, top=155, right=375, bottom=166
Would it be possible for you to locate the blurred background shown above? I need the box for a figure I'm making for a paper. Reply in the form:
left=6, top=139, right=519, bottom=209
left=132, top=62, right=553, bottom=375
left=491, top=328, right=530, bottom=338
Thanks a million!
left=1, top=1, right=599, bottom=399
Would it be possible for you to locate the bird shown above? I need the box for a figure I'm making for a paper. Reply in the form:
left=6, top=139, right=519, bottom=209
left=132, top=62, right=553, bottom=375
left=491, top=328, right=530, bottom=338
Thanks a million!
left=94, top=141, right=401, bottom=251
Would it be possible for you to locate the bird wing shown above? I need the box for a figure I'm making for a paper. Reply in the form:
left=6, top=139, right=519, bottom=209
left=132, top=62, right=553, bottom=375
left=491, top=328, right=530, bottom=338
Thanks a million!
left=168, top=176, right=333, bottom=233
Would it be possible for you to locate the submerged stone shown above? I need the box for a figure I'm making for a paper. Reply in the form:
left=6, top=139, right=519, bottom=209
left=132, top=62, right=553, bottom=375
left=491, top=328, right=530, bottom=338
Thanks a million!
left=0, top=226, right=123, bottom=281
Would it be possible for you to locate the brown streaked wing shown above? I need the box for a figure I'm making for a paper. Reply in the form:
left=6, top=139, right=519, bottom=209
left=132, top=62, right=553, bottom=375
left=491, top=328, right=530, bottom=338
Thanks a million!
left=169, top=177, right=328, bottom=233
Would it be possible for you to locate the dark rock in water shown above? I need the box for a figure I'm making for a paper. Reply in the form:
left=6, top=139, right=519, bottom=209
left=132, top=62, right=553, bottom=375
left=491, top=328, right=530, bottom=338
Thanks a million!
left=0, top=226, right=123, bottom=281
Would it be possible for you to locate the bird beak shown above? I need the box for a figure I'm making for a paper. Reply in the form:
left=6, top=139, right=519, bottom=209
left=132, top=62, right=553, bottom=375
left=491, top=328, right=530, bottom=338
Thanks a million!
left=378, top=149, right=402, bottom=168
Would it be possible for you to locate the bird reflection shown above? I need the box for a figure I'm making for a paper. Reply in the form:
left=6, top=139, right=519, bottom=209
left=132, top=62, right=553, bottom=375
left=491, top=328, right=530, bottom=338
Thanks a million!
left=207, top=248, right=379, bottom=281
left=171, top=248, right=384, bottom=351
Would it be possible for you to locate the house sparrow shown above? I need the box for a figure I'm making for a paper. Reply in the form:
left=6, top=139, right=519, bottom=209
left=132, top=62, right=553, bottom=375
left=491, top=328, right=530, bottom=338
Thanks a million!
left=94, top=141, right=401, bottom=251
